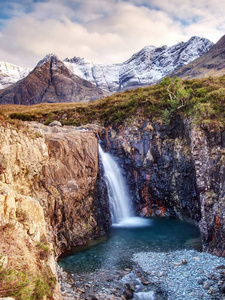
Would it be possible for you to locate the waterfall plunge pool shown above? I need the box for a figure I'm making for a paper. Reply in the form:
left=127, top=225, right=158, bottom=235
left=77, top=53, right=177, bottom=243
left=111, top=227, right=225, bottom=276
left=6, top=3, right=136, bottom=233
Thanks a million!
left=58, top=217, right=201, bottom=274
left=59, top=145, right=201, bottom=274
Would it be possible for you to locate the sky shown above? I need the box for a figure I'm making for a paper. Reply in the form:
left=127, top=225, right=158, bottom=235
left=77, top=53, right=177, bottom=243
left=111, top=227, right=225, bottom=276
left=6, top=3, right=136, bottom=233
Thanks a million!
left=0, top=0, right=224, bottom=68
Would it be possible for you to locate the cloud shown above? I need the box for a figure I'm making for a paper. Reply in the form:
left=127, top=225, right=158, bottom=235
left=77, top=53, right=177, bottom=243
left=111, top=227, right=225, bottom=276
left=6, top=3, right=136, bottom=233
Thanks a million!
left=0, top=0, right=224, bottom=68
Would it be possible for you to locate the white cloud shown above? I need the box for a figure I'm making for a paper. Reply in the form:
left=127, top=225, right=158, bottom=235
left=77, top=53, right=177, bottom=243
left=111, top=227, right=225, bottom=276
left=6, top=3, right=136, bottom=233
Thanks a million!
left=0, top=0, right=224, bottom=68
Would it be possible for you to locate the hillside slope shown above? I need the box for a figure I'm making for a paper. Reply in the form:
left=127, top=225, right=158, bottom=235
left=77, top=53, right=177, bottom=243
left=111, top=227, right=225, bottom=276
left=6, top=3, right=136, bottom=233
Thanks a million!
left=171, top=34, right=225, bottom=79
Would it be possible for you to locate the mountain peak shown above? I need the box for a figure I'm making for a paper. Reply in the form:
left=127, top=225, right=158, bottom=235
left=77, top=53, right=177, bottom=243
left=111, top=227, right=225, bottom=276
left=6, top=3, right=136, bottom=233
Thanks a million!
left=171, top=34, right=225, bottom=79
left=64, top=56, right=93, bottom=65
left=0, top=53, right=106, bottom=105
left=36, top=53, right=59, bottom=67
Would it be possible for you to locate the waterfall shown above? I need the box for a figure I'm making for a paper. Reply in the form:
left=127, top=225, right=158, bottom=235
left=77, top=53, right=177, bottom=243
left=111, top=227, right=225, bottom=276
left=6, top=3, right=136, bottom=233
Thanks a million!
left=98, top=144, right=133, bottom=223
left=98, top=144, right=150, bottom=227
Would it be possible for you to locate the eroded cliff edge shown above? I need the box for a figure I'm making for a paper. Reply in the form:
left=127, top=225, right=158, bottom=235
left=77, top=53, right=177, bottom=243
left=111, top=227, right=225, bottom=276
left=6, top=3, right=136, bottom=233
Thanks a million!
left=0, top=122, right=110, bottom=299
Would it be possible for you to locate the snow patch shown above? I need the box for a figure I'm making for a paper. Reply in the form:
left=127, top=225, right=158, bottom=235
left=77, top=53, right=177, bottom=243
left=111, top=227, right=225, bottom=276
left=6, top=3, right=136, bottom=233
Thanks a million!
left=0, top=61, right=31, bottom=89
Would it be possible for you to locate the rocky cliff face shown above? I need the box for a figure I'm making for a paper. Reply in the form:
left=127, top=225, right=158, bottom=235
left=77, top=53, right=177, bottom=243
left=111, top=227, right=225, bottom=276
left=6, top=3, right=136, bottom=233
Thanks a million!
left=187, top=123, right=225, bottom=256
left=0, top=123, right=61, bottom=299
left=0, top=115, right=224, bottom=300
left=102, top=119, right=225, bottom=256
left=0, top=121, right=110, bottom=299
left=30, top=123, right=110, bottom=255
left=0, top=55, right=106, bottom=105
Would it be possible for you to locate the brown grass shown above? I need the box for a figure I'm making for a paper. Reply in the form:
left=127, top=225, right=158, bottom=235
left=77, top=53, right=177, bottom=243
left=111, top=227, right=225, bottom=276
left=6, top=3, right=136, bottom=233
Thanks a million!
left=0, top=102, right=87, bottom=116
left=0, top=224, right=56, bottom=299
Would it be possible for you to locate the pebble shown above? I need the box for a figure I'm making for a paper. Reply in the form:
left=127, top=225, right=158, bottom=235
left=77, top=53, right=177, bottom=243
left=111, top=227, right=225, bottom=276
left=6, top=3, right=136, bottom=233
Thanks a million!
left=133, top=249, right=225, bottom=300
left=197, top=278, right=206, bottom=285
left=203, top=280, right=211, bottom=290
left=57, top=249, right=225, bottom=300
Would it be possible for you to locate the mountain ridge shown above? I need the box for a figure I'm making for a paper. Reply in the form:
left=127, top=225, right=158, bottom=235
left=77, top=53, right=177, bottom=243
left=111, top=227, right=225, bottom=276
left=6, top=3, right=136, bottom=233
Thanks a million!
left=0, top=61, right=30, bottom=89
left=0, top=36, right=214, bottom=104
left=171, top=34, right=225, bottom=79
left=64, top=36, right=213, bottom=92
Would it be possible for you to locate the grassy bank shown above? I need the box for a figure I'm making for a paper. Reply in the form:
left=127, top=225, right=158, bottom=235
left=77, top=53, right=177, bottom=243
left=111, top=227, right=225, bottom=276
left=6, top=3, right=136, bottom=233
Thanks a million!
left=0, top=75, right=224, bottom=129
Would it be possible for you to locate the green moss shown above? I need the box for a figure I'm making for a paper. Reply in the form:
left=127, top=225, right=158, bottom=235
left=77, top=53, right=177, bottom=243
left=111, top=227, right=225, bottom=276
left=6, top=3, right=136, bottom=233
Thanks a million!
left=0, top=269, right=30, bottom=299
left=33, top=277, right=52, bottom=300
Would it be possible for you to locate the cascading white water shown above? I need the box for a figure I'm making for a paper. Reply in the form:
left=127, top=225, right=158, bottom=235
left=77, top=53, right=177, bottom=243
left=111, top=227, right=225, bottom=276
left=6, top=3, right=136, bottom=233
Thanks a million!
left=98, top=144, right=150, bottom=227
left=98, top=144, right=132, bottom=223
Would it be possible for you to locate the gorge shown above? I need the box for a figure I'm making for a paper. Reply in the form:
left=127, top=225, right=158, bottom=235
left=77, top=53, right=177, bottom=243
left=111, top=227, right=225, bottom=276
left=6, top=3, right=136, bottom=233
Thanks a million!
left=0, top=73, right=224, bottom=300
left=0, top=106, right=224, bottom=298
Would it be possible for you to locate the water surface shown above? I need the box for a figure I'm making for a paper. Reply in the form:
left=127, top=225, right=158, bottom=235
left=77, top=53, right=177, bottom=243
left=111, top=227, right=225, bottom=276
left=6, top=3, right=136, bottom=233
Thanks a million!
left=58, top=217, right=201, bottom=274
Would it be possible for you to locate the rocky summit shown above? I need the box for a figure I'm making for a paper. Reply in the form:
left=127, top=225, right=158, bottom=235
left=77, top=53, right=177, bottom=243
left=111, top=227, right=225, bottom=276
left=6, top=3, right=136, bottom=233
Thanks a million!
left=0, top=54, right=106, bottom=105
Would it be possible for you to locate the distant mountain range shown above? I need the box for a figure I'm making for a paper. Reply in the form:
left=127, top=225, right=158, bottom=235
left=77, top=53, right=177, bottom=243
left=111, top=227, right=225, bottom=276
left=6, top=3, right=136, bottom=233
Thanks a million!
left=0, top=35, right=221, bottom=105
left=64, top=36, right=213, bottom=92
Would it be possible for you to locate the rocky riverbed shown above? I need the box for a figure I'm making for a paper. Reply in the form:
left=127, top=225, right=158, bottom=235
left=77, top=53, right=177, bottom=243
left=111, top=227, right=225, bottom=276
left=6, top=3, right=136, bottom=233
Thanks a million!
left=133, top=250, right=225, bottom=300
left=57, top=265, right=166, bottom=300
left=57, top=249, right=225, bottom=300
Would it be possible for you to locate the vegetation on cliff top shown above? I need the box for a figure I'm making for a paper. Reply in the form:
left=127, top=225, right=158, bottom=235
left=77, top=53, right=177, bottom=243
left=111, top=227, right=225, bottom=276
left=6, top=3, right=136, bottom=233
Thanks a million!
left=0, top=75, right=224, bottom=129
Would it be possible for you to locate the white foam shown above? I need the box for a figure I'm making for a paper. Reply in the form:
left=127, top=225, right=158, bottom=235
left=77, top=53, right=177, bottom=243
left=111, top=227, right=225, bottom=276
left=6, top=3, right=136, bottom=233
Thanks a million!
left=133, top=291, right=155, bottom=300
left=112, top=217, right=153, bottom=228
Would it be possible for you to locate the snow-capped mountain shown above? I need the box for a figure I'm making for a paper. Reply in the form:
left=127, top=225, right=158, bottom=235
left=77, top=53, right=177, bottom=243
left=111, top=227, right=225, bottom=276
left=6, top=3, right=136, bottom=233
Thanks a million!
left=64, top=36, right=213, bottom=92
left=0, top=61, right=30, bottom=89
left=0, top=36, right=213, bottom=94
